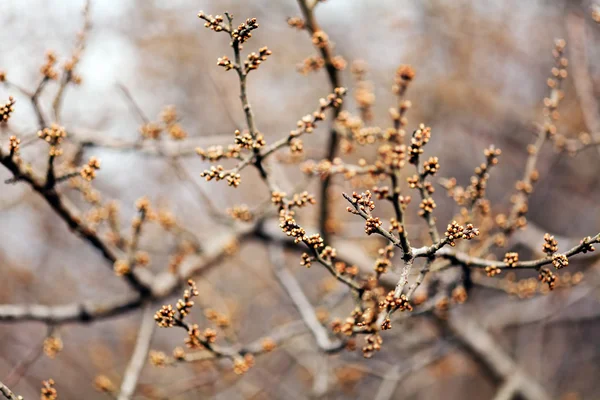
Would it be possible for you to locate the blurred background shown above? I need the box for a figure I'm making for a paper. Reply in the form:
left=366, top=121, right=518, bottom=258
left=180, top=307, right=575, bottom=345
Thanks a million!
left=1, top=0, right=600, bottom=398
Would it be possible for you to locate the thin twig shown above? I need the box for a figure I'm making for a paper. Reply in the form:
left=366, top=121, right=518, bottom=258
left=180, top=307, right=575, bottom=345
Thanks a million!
left=269, top=244, right=343, bottom=352
left=443, top=311, right=550, bottom=400
left=0, top=381, right=20, bottom=400
left=0, top=150, right=152, bottom=294
left=117, top=303, right=156, bottom=400
left=297, top=0, right=343, bottom=241
left=566, top=12, right=600, bottom=156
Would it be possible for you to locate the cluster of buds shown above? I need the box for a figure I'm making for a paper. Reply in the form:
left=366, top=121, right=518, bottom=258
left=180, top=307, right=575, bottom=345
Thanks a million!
left=176, top=280, right=199, bottom=318
left=345, top=191, right=376, bottom=215
left=515, top=179, right=534, bottom=196
left=233, top=354, right=255, bottom=375
left=185, top=325, right=217, bottom=349
left=332, top=55, right=347, bottom=70
left=543, top=39, right=568, bottom=132
left=227, top=205, right=253, bottom=222
left=380, top=291, right=413, bottom=314
left=320, top=245, right=337, bottom=260
left=217, top=55, right=235, bottom=71
left=234, top=129, right=265, bottom=150
left=452, top=286, right=468, bottom=304
left=205, top=308, right=232, bottom=328
left=287, top=16, right=305, bottom=29
left=289, top=138, right=304, bottom=154
left=279, top=210, right=307, bottom=244
left=351, top=60, right=375, bottom=122
left=389, top=101, right=411, bottom=138
left=271, top=190, right=287, bottom=207
left=136, top=105, right=186, bottom=140
left=168, top=250, right=186, bottom=274
left=63, top=54, right=83, bottom=85
left=167, top=123, right=187, bottom=140
left=552, top=253, right=568, bottom=269
left=43, top=336, right=63, bottom=359
left=593, top=5, right=600, bottom=23
left=364, top=216, right=382, bottom=235
left=389, top=217, right=404, bottom=233
left=140, top=122, right=162, bottom=139
left=245, top=46, right=272, bottom=72
left=134, top=251, right=150, bottom=267
left=80, top=157, right=101, bottom=181
left=160, top=104, right=178, bottom=125
left=200, top=165, right=241, bottom=187
left=542, top=233, right=558, bottom=255
left=8, top=135, right=20, bottom=156
left=444, top=221, right=480, bottom=246
left=331, top=317, right=355, bottom=336
left=485, top=265, right=501, bottom=277
left=38, top=124, right=67, bottom=157
left=393, top=65, right=416, bottom=97
left=408, top=124, right=432, bottom=164
left=407, top=175, right=421, bottom=190
left=441, top=178, right=465, bottom=205
left=372, top=186, right=390, bottom=200
left=538, top=268, right=557, bottom=290
left=302, top=158, right=383, bottom=182
left=154, top=305, right=176, bottom=328
left=418, top=198, right=436, bottom=217
left=289, top=87, right=346, bottom=139
left=197, top=12, right=226, bottom=32
left=41, top=379, right=58, bottom=400
left=297, top=55, right=325, bottom=75
left=196, top=144, right=240, bottom=162
left=172, top=347, right=186, bottom=361
left=334, top=261, right=359, bottom=277
left=362, top=333, right=383, bottom=358
left=113, top=259, right=130, bottom=276
left=465, top=146, right=502, bottom=207
left=41, top=51, right=59, bottom=80
left=499, top=204, right=528, bottom=233
left=232, top=17, right=259, bottom=45
left=336, top=111, right=372, bottom=144
left=423, top=156, right=440, bottom=176
left=0, top=96, right=15, bottom=122
left=94, top=375, right=116, bottom=394
left=300, top=252, right=312, bottom=268
left=580, top=236, right=596, bottom=253
left=135, top=197, right=151, bottom=216
left=504, top=252, right=519, bottom=267
left=311, top=30, right=329, bottom=48
left=374, top=245, right=394, bottom=275
left=156, top=209, right=176, bottom=231
left=306, top=233, right=325, bottom=249
left=149, top=350, right=167, bottom=367
left=260, top=337, right=277, bottom=352
left=378, top=143, right=406, bottom=169
left=355, top=126, right=383, bottom=146
left=503, top=271, right=584, bottom=298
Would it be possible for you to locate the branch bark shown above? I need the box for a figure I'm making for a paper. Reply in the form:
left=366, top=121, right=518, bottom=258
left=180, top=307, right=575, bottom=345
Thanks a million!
left=117, top=304, right=156, bottom=400
left=269, top=244, right=342, bottom=352
left=0, top=381, right=20, bottom=400
left=444, top=311, right=550, bottom=400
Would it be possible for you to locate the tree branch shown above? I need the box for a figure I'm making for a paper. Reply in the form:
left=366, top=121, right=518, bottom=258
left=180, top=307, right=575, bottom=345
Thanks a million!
left=117, top=303, right=156, bottom=400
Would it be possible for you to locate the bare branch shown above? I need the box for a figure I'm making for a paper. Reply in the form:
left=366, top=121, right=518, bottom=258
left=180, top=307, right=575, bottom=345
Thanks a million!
left=444, top=311, right=550, bottom=400
left=269, top=244, right=343, bottom=352
left=566, top=12, right=600, bottom=156
left=0, top=381, right=21, bottom=400
left=117, top=303, right=156, bottom=400
left=297, top=0, right=343, bottom=241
